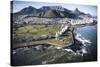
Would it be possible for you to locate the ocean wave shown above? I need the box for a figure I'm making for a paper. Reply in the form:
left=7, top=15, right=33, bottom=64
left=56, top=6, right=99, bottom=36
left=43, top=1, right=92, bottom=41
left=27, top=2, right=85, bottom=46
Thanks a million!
left=75, top=33, right=92, bottom=55
left=75, top=33, right=91, bottom=45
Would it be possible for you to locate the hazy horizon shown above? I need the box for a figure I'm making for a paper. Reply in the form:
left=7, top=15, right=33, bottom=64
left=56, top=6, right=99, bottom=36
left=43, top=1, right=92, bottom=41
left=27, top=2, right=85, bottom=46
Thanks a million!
left=11, top=1, right=97, bottom=16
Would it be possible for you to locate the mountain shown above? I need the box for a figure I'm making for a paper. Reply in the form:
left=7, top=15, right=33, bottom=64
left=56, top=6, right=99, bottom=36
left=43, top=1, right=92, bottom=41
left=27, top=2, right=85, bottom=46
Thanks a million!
left=39, top=6, right=71, bottom=12
left=37, top=6, right=76, bottom=18
left=14, top=6, right=38, bottom=15
left=37, top=9, right=77, bottom=18
left=73, top=8, right=85, bottom=16
left=13, top=6, right=91, bottom=18
left=38, top=9, right=62, bottom=18
left=72, top=8, right=93, bottom=18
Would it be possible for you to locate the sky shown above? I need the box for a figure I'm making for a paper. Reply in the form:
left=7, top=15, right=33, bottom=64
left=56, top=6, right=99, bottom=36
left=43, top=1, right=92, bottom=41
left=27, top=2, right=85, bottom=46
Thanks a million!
left=11, top=1, right=97, bottom=16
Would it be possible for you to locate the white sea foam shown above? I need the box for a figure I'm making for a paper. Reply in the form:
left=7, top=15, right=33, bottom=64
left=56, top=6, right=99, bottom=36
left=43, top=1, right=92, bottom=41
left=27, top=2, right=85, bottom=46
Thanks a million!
left=75, top=33, right=91, bottom=55
left=64, top=49, right=74, bottom=52
left=55, top=46, right=62, bottom=49
left=82, top=48, right=87, bottom=54
left=75, top=33, right=91, bottom=45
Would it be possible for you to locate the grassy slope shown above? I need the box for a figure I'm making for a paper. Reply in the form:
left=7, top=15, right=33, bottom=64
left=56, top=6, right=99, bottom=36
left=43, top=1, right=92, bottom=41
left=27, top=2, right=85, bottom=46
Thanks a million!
left=13, top=24, right=72, bottom=48
left=16, top=24, right=60, bottom=38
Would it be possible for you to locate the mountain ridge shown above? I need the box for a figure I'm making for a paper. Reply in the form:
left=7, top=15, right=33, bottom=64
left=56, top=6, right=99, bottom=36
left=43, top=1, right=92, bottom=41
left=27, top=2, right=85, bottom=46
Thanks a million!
left=13, top=6, right=92, bottom=18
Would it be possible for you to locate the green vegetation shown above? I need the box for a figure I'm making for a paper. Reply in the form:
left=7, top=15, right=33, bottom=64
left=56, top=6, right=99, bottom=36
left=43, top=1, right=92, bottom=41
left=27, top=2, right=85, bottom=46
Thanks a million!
left=14, top=35, right=72, bottom=48
left=16, top=24, right=61, bottom=38
left=13, top=24, right=72, bottom=48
